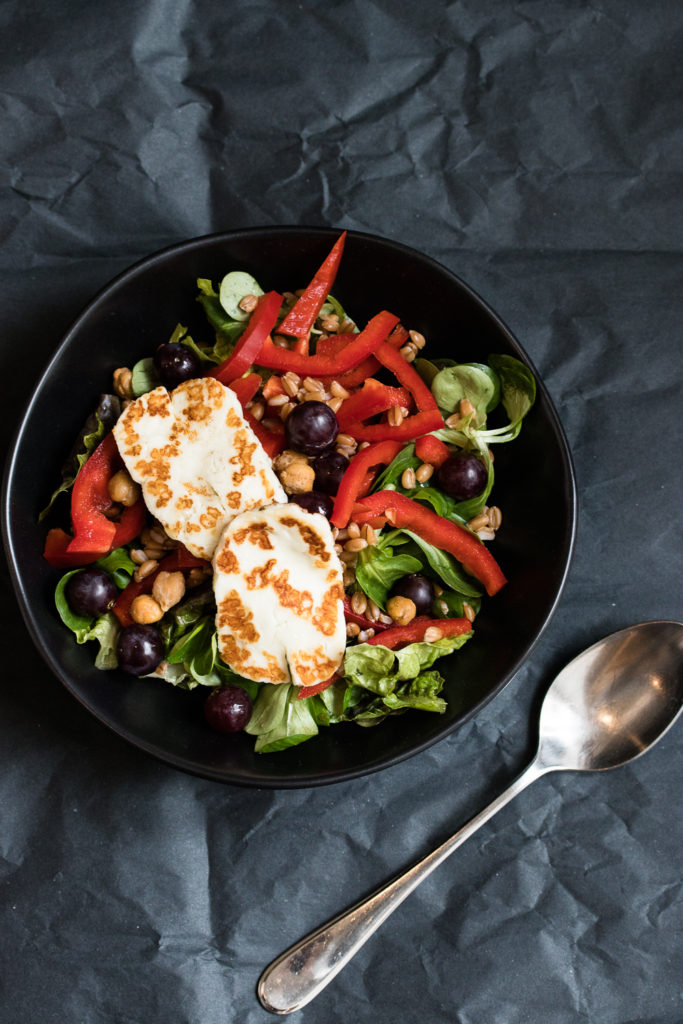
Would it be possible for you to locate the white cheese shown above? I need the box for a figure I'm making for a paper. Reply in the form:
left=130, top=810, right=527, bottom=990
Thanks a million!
left=113, top=378, right=286, bottom=560
left=213, top=503, right=346, bottom=687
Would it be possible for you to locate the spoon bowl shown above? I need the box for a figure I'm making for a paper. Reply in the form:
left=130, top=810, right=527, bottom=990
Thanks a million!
left=537, top=620, right=683, bottom=772
left=259, top=620, right=683, bottom=1014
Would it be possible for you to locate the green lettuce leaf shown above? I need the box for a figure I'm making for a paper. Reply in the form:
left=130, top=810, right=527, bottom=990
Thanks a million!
left=382, top=670, right=447, bottom=713
left=39, top=413, right=107, bottom=520
left=244, top=684, right=319, bottom=753
left=336, top=632, right=471, bottom=722
left=88, top=613, right=120, bottom=669
left=54, top=570, right=121, bottom=667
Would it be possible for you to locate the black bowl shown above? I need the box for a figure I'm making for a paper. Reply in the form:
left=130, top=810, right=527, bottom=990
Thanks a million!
left=2, top=227, right=576, bottom=787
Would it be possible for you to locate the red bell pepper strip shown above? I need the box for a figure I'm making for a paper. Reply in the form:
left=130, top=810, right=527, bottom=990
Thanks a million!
left=365, top=616, right=472, bottom=649
left=228, top=373, right=261, bottom=408
left=209, top=291, right=283, bottom=385
left=255, top=311, right=400, bottom=377
left=113, top=546, right=209, bottom=627
left=330, top=440, right=403, bottom=528
left=261, top=375, right=285, bottom=401
left=415, top=433, right=450, bottom=468
left=43, top=528, right=102, bottom=569
left=319, top=324, right=408, bottom=389
left=315, top=332, right=357, bottom=358
left=277, top=232, right=346, bottom=338
left=66, top=433, right=146, bottom=557
left=356, top=491, right=507, bottom=596
left=339, top=340, right=443, bottom=441
left=336, top=379, right=412, bottom=431
left=348, top=507, right=388, bottom=529
left=375, top=340, right=439, bottom=412
left=296, top=673, right=340, bottom=699
left=245, top=413, right=285, bottom=458
left=342, top=408, right=444, bottom=443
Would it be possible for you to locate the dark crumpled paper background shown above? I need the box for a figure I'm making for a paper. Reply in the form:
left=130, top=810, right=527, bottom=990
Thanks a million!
left=2, top=1, right=682, bottom=1021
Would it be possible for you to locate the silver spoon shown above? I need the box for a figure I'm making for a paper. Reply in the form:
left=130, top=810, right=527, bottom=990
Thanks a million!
left=258, top=620, right=683, bottom=1015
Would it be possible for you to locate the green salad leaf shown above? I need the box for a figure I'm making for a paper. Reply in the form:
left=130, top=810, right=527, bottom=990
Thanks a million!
left=355, top=544, right=423, bottom=610
left=95, top=547, right=136, bottom=589
left=131, top=357, right=159, bottom=397
left=245, top=684, right=319, bottom=753
left=54, top=569, right=121, bottom=666
left=431, top=363, right=500, bottom=424
left=337, top=633, right=471, bottom=721
left=39, top=410, right=108, bottom=520
left=196, top=278, right=250, bottom=353
left=218, top=271, right=264, bottom=321
left=490, top=354, right=536, bottom=429
left=389, top=529, right=484, bottom=598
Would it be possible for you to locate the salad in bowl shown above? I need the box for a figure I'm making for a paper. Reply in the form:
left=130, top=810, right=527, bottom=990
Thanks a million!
left=39, top=232, right=536, bottom=755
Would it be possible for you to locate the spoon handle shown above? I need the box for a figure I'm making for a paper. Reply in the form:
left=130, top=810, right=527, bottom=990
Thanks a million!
left=258, top=758, right=547, bottom=1014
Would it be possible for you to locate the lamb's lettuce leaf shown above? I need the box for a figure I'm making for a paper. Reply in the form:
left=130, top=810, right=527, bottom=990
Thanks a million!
left=39, top=408, right=109, bottom=520
left=95, top=547, right=136, bottom=589
left=244, top=684, right=319, bottom=753
left=355, top=544, right=423, bottom=611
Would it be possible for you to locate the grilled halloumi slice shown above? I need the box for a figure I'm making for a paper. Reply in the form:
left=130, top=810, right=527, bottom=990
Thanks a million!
left=213, top=503, right=346, bottom=687
left=113, top=377, right=286, bottom=560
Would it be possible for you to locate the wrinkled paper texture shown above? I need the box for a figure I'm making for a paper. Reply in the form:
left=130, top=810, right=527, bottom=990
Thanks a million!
left=1, top=1, right=681, bottom=1022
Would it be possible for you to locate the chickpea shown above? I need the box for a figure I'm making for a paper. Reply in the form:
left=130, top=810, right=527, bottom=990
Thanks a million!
left=108, top=469, right=140, bottom=507
left=113, top=367, right=134, bottom=399
left=386, top=595, right=417, bottom=626
left=186, top=566, right=211, bottom=588
left=279, top=460, right=315, bottom=494
left=130, top=594, right=163, bottom=624
left=273, top=449, right=308, bottom=473
left=152, top=571, right=186, bottom=613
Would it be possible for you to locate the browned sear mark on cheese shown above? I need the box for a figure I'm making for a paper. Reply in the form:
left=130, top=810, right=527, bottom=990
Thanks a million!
left=147, top=480, right=173, bottom=509
left=226, top=491, right=242, bottom=509
left=232, top=520, right=274, bottom=550
left=229, top=428, right=258, bottom=485
left=245, top=559, right=277, bottom=589
left=215, top=547, right=239, bottom=574
left=291, top=648, right=340, bottom=687
left=272, top=569, right=314, bottom=615
left=311, top=582, right=344, bottom=637
left=177, top=378, right=222, bottom=423
left=217, top=589, right=286, bottom=682
left=278, top=516, right=330, bottom=563
left=217, top=589, right=260, bottom=643
left=260, top=469, right=275, bottom=501
left=225, top=408, right=243, bottom=429
left=199, top=506, right=222, bottom=531
left=145, top=391, right=172, bottom=417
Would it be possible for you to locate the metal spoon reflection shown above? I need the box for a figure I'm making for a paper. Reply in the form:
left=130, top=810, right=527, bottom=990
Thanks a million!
left=258, top=621, right=683, bottom=1014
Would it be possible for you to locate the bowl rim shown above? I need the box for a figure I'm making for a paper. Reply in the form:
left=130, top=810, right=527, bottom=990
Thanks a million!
left=2, top=226, right=578, bottom=787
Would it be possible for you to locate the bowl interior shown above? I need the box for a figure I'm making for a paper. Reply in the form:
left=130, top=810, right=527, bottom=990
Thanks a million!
left=3, top=228, right=576, bottom=787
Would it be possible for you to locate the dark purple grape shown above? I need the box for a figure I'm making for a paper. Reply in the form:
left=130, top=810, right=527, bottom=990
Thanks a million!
left=313, top=451, right=349, bottom=494
left=204, top=685, right=253, bottom=733
left=284, top=401, right=338, bottom=456
left=116, top=624, right=164, bottom=676
left=437, top=452, right=488, bottom=501
left=153, top=342, right=200, bottom=389
left=391, top=574, right=436, bottom=617
left=289, top=491, right=334, bottom=518
left=65, top=567, right=118, bottom=618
